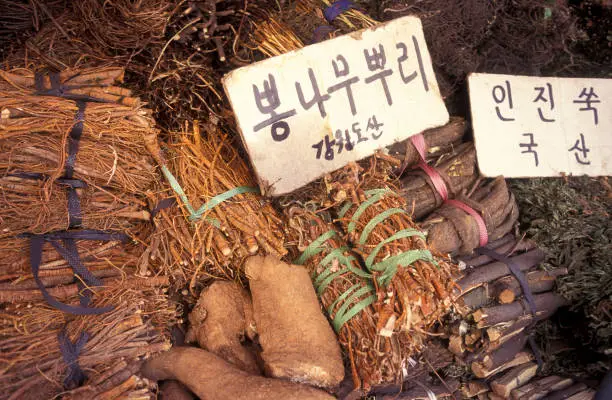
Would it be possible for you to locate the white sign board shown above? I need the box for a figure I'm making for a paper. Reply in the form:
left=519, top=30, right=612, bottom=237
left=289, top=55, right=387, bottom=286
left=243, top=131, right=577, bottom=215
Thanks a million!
left=223, top=16, right=448, bottom=196
left=469, top=73, right=611, bottom=177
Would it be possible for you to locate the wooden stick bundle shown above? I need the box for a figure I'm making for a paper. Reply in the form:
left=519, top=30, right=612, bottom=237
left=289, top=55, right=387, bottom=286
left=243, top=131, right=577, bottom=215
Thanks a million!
left=146, top=120, right=286, bottom=290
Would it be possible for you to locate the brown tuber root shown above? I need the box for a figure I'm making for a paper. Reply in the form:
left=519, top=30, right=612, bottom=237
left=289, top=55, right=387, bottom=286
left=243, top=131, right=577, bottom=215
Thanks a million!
left=159, top=380, right=196, bottom=400
left=245, top=255, right=344, bottom=388
left=185, top=281, right=260, bottom=374
left=141, top=347, right=334, bottom=400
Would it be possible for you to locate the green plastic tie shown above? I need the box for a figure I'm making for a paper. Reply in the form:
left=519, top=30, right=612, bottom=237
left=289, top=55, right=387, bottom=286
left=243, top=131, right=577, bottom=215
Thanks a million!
left=359, top=207, right=405, bottom=246
left=328, top=284, right=376, bottom=332
left=295, top=230, right=336, bottom=265
left=365, top=228, right=426, bottom=269
left=347, top=189, right=390, bottom=233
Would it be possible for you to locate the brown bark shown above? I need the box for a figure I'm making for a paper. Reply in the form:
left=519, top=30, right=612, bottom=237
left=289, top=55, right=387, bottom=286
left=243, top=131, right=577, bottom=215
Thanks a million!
left=449, top=335, right=466, bottom=356
left=510, top=375, right=573, bottom=400
left=141, top=347, right=334, bottom=400
left=487, top=318, right=533, bottom=343
left=545, top=383, right=589, bottom=400
left=454, top=248, right=546, bottom=295
left=472, top=292, right=567, bottom=328
left=490, top=362, right=538, bottom=398
left=479, top=333, right=528, bottom=370
left=566, top=390, right=596, bottom=400
left=493, top=268, right=567, bottom=302
left=472, top=351, right=533, bottom=379
left=462, top=381, right=490, bottom=397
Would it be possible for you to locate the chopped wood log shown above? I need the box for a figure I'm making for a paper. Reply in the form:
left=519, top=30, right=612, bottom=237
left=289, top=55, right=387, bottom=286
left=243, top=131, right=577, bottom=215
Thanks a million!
left=472, top=351, right=533, bottom=379
left=477, top=393, right=489, bottom=400
left=566, top=390, right=596, bottom=400
left=490, top=362, right=538, bottom=398
left=454, top=248, right=546, bottom=296
left=488, top=393, right=505, bottom=400
left=459, top=235, right=535, bottom=267
left=487, top=318, right=533, bottom=343
left=545, top=383, right=589, bottom=400
left=493, top=268, right=568, bottom=303
left=480, top=333, right=528, bottom=370
left=465, top=329, right=483, bottom=346
left=449, top=335, right=466, bottom=356
left=379, top=379, right=460, bottom=399
left=472, top=292, right=567, bottom=329
left=511, top=375, right=573, bottom=400
left=498, top=288, right=517, bottom=304
left=462, top=381, right=490, bottom=398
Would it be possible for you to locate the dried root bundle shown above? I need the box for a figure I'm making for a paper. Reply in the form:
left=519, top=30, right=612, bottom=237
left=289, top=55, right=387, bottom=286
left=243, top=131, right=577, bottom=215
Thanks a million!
left=283, top=206, right=389, bottom=389
left=399, top=141, right=478, bottom=221
left=0, top=175, right=149, bottom=239
left=146, top=121, right=286, bottom=289
left=0, top=284, right=176, bottom=400
left=422, top=176, right=519, bottom=256
left=0, top=66, right=159, bottom=193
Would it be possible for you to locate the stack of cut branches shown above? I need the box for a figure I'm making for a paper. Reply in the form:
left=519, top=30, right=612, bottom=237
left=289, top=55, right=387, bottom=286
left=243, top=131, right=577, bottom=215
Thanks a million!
left=0, top=284, right=175, bottom=400
left=447, top=235, right=569, bottom=397
left=145, top=120, right=286, bottom=291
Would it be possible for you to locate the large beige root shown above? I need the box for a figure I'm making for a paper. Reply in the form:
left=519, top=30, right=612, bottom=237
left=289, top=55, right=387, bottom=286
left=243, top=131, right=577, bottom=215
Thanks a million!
left=245, top=255, right=344, bottom=388
left=141, top=347, right=334, bottom=400
left=159, top=381, right=195, bottom=400
left=185, top=281, right=259, bottom=374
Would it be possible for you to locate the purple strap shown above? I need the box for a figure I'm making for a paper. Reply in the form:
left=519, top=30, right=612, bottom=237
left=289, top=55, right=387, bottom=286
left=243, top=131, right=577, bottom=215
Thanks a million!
left=475, top=246, right=544, bottom=370
left=312, top=25, right=335, bottom=44
left=324, top=0, right=355, bottom=22
left=28, top=230, right=127, bottom=315
left=150, top=197, right=177, bottom=219
left=65, top=101, right=86, bottom=228
left=34, top=72, right=108, bottom=103
left=58, top=329, right=89, bottom=389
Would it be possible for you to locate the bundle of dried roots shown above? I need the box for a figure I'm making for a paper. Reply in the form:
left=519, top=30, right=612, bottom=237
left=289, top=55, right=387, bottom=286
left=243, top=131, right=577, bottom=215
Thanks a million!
left=0, top=175, right=150, bottom=239
left=0, top=284, right=176, bottom=400
left=310, top=158, right=459, bottom=387
left=0, top=66, right=159, bottom=193
left=144, top=120, right=286, bottom=290
left=422, top=176, right=519, bottom=256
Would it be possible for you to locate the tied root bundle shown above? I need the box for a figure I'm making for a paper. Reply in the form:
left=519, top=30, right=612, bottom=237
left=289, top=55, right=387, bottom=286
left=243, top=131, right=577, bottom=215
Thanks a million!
left=0, top=284, right=176, bottom=400
left=145, top=120, right=286, bottom=288
left=0, top=66, right=160, bottom=238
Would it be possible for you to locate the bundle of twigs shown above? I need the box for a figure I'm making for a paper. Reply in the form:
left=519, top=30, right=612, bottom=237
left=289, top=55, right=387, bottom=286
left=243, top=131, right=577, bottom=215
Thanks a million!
left=422, top=177, right=519, bottom=256
left=322, top=158, right=458, bottom=379
left=446, top=235, right=569, bottom=398
left=0, top=284, right=175, bottom=400
left=146, top=120, right=286, bottom=291
left=0, top=66, right=158, bottom=192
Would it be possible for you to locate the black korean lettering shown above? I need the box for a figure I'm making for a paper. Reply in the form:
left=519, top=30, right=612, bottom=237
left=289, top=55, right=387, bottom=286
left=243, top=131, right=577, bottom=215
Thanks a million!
left=344, top=129, right=355, bottom=151
left=367, top=115, right=384, bottom=140
left=327, top=55, right=360, bottom=115
left=573, top=87, right=600, bottom=125
left=396, top=36, right=429, bottom=91
left=568, top=133, right=591, bottom=165
left=519, top=133, right=539, bottom=167
left=335, top=129, right=345, bottom=153
left=533, top=83, right=555, bottom=122
left=324, top=134, right=336, bottom=161
left=352, top=122, right=367, bottom=144
left=252, top=74, right=297, bottom=141
left=363, top=44, right=394, bottom=105
left=492, top=80, right=515, bottom=122
left=295, top=68, right=330, bottom=118
left=312, top=140, right=323, bottom=160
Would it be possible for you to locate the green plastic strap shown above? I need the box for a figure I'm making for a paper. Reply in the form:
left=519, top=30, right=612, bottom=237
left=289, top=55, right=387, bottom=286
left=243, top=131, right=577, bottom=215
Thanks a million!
left=337, top=202, right=353, bottom=219
left=365, top=228, right=426, bottom=269
left=161, top=165, right=196, bottom=216
left=372, top=249, right=434, bottom=286
left=347, top=191, right=387, bottom=233
left=313, top=248, right=372, bottom=294
left=189, top=186, right=260, bottom=221
left=359, top=207, right=405, bottom=246
left=328, top=284, right=376, bottom=332
left=295, top=230, right=336, bottom=265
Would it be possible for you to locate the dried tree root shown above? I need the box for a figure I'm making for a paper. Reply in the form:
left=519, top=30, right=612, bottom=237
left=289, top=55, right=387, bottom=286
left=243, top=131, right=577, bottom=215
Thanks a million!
left=185, top=281, right=259, bottom=374
left=422, top=176, right=519, bottom=255
left=141, top=347, right=334, bottom=400
left=399, top=142, right=478, bottom=220
left=245, top=255, right=344, bottom=388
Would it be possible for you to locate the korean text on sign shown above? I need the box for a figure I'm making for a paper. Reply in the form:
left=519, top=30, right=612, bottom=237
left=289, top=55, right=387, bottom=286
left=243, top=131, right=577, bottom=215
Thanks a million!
left=223, top=16, right=448, bottom=196
left=469, top=73, right=611, bottom=178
